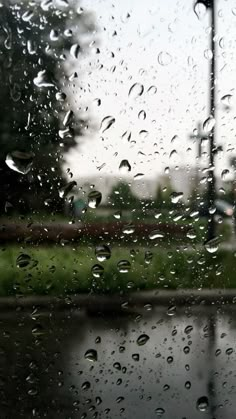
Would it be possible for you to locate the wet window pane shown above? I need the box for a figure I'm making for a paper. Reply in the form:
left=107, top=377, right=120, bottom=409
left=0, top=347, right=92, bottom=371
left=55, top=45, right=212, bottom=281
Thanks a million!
left=0, top=0, right=236, bottom=417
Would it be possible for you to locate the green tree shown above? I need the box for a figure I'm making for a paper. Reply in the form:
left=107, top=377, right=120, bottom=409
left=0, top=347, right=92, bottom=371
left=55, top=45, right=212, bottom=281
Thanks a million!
left=108, top=182, right=140, bottom=210
left=0, top=0, right=94, bottom=214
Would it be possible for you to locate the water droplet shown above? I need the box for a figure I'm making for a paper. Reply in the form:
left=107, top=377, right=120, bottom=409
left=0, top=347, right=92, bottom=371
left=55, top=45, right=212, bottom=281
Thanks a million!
left=41, top=0, right=53, bottom=11
left=70, top=43, right=80, bottom=59
left=155, top=408, right=165, bottom=417
left=132, top=353, right=140, bottom=361
left=84, top=349, right=98, bottom=362
left=119, top=159, right=131, bottom=173
left=121, top=130, right=132, bottom=142
left=167, top=305, right=176, bottom=316
left=221, top=94, right=232, bottom=107
left=128, top=83, right=144, bottom=98
left=186, top=229, right=197, bottom=239
left=56, top=92, right=66, bottom=102
left=27, top=40, right=36, bottom=55
left=33, top=70, right=54, bottom=88
left=204, top=49, right=213, bottom=60
left=50, top=29, right=59, bottom=41
left=114, top=211, right=121, bottom=219
left=221, top=169, right=229, bottom=180
left=134, top=173, right=144, bottom=180
left=136, top=334, right=149, bottom=346
left=94, top=98, right=101, bottom=106
left=100, top=116, right=115, bottom=133
left=170, top=192, right=183, bottom=204
left=81, top=381, right=91, bottom=391
left=203, top=116, right=215, bottom=133
left=139, top=130, right=149, bottom=140
left=158, top=51, right=172, bottom=66
left=22, top=10, right=34, bottom=22
left=185, top=381, right=191, bottom=389
left=56, top=0, right=69, bottom=7
left=117, top=260, right=131, bottom=273
left=138, top=110, right=146, bottom=120
left=63, top=110, right=74, bottom=127
left=148, top=230, right=164, bottom=240
left=16, top=253, right=31, bottom=268
left=59, top=181, right=77, bottom=198
left=113, top=362, right=121, bottom=370
left=167, top=356, right=173, bottom=364
left=95, top=245, right=111, bottom=262
left=91, top=264, right=104, bottom=278
left=144, top=250, right=153, bottom=264
left=122, top=224, right=135, bottom=235
left=184, top=325, right=193, bottom=334
left=194, top=1, right=207, bottom=19
left=6, top=151, right=34, bottom=175
left=147, top=85, right=157, bottom=95
left=204, top=237, right=219, bottom=253
left=88, top=190, right=102, bottom=208
left=226, top=347, right=233, bottom=356
left=196, top=396, right=209, bottom=412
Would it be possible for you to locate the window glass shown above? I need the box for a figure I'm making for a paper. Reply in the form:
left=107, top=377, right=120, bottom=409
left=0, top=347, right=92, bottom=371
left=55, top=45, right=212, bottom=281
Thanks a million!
left=0, top=0, right=236, bottom=417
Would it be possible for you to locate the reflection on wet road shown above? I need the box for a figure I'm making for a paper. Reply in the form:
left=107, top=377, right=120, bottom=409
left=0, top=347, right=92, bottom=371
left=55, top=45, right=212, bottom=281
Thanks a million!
left=0, top=305, right=236, bottom=418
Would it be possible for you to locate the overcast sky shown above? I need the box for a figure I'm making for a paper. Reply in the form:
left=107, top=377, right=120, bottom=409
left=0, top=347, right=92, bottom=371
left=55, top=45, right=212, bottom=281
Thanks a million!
left=65, top=0, right=236, bottom=187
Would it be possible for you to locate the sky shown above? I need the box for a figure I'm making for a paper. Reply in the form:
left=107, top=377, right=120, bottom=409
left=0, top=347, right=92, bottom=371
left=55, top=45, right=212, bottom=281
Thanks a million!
left=65, top=0, right=236, bottom=188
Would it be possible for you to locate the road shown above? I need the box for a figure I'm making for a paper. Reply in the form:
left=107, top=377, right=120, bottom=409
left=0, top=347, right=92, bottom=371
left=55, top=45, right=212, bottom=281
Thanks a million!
left=0, top=303, right=236, bottom=418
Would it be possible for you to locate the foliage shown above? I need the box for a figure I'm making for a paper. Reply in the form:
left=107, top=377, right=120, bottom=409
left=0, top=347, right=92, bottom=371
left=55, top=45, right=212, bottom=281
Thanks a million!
left=0, top=0, right=94, bottom=213
left=108, top=181, right=141, bottom=210
left=0, top=245, right=235, bottom=296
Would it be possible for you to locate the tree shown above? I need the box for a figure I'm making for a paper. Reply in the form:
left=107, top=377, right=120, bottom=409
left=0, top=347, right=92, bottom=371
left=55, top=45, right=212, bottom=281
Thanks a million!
left=0, top=0, right=95, bottom=214
left=108, top=182, right=140, bottom=210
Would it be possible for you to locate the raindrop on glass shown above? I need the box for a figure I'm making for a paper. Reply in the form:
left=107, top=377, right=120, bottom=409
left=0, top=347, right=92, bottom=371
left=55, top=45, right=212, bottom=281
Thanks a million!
left=194, top=2, right=207, bottom=20
left=128, top=83, right=144, bottom=98
left=203, top=116, right=215, bottom=133
left=221, top=94, right=232, bottom=107
left=158, top=51, right=172, bottom=66
left=33, top=70, right=54, bottom=88
left=117, top=260, right=131, bottom=273
left=70, top=43, right=80, bottom=59
left=204, top=237, right=219, bottom=253
left=91, top=264, right=104, bottom=278
left=138, top=110, right=146, bottom=120
left=6, top=151, right=34, bottom=175
left=95, top=245, right=111, bottom=262
left=100, top=116, right=115, bottom=133
left=16, top=253, right=31, bottom=268
left=136, top=334, right=149, bottom=346
left=119, top=159, right=131, bottom=173
left=88, top=191, right=102, bottom=208
left=84, top=349, right=98, bottom=362
left=170, top=192, right=183, bottom=204
left=144, top=250, right=153, bottom=264
left=196, top=396, right=209, bottom=412
left=155, top=408, right=165, bottom=417
left=148, top=230, right=164, bottom=240
left=59, top=181, right=77, bottom=198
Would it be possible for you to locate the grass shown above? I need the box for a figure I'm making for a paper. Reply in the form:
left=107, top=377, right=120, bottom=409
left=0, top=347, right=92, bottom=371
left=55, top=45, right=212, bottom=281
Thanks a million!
left=0, top=244, right=235, bottom=296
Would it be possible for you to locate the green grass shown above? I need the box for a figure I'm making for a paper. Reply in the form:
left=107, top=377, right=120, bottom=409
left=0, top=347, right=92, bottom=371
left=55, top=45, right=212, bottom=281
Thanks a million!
left=0, top=244, right=235, bottom=296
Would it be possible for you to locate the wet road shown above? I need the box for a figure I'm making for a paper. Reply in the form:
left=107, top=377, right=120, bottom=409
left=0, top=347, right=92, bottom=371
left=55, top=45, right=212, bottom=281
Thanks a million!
left=0, top=304, right=236, bottom=418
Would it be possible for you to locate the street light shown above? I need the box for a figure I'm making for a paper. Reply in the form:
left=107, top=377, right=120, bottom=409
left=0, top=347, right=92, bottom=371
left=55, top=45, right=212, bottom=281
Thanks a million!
left=195, top=0, right=216, bottom=242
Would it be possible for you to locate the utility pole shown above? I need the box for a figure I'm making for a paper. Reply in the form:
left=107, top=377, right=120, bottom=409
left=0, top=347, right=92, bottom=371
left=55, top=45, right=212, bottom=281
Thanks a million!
left=207, top=0, right=216, bottom=241
left=195, top=0, right=217, bottom=241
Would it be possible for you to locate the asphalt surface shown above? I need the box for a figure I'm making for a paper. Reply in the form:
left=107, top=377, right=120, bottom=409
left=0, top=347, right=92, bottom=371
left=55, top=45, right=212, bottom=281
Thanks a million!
left=0, top=303, right=236, bottom=418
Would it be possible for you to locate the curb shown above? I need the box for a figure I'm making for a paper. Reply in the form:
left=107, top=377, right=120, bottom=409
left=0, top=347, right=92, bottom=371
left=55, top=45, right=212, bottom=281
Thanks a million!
left=0, top=289, right=235, bottom=311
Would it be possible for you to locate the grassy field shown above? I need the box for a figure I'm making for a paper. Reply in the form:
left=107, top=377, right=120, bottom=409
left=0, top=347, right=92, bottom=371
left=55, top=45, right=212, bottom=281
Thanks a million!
left=0, top=244, right=235, bottom=296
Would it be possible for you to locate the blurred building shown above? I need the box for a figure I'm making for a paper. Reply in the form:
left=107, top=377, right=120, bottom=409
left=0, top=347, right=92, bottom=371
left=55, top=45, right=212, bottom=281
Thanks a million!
left=75, top=167, right=204, bottom=204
